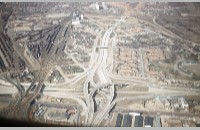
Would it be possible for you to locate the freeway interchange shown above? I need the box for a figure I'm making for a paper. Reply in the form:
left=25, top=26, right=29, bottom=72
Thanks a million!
left=82, top=16, right=126, bottom=126
left=41, top=14, right=200, bottom=126
left=1, top=3, right=200, bottom=127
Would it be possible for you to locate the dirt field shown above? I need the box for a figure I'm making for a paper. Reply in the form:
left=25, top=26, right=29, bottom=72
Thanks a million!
left=166, top=119, right=182, bottom=127
left=183, top=64, right=200, bottom=75
left=0, top=102, right=9, bottom=110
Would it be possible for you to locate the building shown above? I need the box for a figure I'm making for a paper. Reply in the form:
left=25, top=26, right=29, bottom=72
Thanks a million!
left=195, top=123, right=200, bottom=127
left=80, top=14, right=84, bottom=20
left=122, top=114, right=132, bottom=127
left=95, top=2, right=100, bottom=10
left=72, top=19, right=80, bottom=25
left=179, top=97, right=189, bottom=111
left=115, top=113, right=123, bottom=127
left=72, top=11, right=81, bottom=25
left=156, top=116, right=161, bottom=127
left=40, top=84, right=45, bottom=93
left=129, top=112, right=140, bottom=116
left=144, top=116, right=154, bottom=127
left=164, top=100, right=171, bottom=110
left=102, top=2, right=107, bottom=9
left=134, top=116, right=143, bottom=127
left=182, top=120, right=196, bottom=127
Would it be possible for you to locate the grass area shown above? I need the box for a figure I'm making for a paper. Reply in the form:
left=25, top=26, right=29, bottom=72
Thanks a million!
left=157, top=15, right=200, bottom=44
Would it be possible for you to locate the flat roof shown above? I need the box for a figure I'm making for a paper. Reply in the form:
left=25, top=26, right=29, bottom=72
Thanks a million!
left=144, top=116, right=154, bottom=126
left=122, top=114, right=132, bottom=127
left=115, top=114, right=123, bottom=127
left=134, top=116, right=143, bottom=127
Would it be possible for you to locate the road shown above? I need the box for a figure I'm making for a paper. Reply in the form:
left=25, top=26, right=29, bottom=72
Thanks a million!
left=83, top=16, right=126, bottom=126
left=6, top=13, right=74, bottom=121
left=1, top=7, right=200, bottom=126
left=174, top=60, right=193, bottom=77
left=138, top=48, right=145, bottom=77
left=35, top=101, right=79, bottom=109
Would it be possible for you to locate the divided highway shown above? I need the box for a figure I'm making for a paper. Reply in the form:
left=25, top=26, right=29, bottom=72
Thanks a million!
left=82, top=16, right=126, bottom=126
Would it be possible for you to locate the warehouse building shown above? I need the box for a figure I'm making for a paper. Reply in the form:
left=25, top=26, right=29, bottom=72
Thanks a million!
left=134, top=116, right=143, bottom=127
left=122, top=114, right=132, bottom=127
left=144, top=116, right=154, bottom=127
left=115, top=113, right=123, bottom=127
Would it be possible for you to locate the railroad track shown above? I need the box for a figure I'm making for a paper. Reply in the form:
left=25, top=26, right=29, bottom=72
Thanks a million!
left=10, top=66, right=52, bottom=120
left=1, top=17, right=70, bottom=121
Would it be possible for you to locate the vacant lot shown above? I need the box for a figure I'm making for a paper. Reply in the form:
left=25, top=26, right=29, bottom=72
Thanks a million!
left=157, top=14, right=200, bottom=44
left=183, top=64, right=200, bottom=75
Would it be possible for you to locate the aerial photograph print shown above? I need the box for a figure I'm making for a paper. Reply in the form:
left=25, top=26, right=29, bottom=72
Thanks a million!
left=0, top=2, right=200, bottom=127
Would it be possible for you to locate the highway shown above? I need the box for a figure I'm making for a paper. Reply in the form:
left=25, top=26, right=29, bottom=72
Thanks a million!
left=37, top=12, right=200, bottom=125
left=82, top=16, right=126, bottom=126
left=84, top=14, right=200, bottom=126
left=92, top=84, right=115, bottom=126
left=1, top=6, right=200, bottom=126
left=43, top=82, right=200, bottom=96
left=43, top=30, right=103, bottom=88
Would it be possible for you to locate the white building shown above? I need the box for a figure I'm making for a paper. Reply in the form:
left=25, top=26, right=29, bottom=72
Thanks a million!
left=81, top=14, right=84, bottom=20
left=179, top=97, right=189, bottom=111
left=95, top=2, right=100, bottom=10
left=129, top=112, right=140, bottom=116
left=164, top=100, right=171, bottom=109
left=72, top=19, right=80, bottom=25
left=102, top=2, right=107, bottom=9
